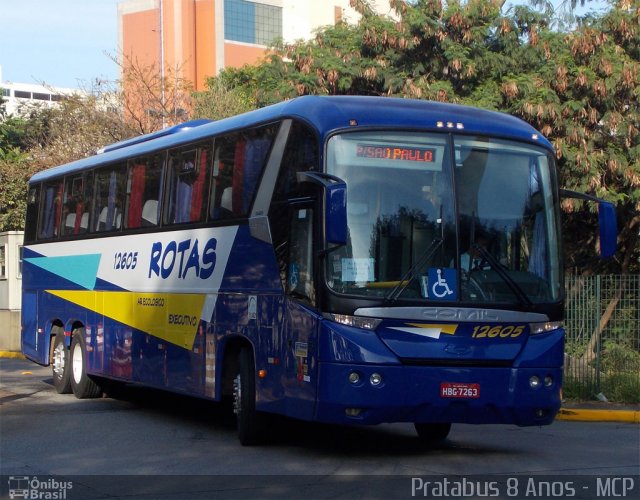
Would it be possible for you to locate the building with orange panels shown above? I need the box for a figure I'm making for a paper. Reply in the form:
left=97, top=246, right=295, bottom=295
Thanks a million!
left=118, top=0, right=393, bottom=92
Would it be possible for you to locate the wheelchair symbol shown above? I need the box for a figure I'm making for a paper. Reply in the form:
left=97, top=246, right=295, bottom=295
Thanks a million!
left=432, top=268, right=454, bottom=298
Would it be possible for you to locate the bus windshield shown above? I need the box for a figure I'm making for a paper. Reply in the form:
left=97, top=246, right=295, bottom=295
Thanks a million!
left=326, top=131, right=561, bottom=305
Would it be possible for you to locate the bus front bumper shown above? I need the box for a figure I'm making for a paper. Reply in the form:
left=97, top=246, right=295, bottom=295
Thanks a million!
left=314, top=362, right=562, bottom=427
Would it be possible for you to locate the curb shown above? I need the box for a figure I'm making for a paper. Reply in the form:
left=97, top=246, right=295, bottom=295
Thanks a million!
left=556, top=408, right=640, bottom=424
left=0, top=351, right=26, bottom=360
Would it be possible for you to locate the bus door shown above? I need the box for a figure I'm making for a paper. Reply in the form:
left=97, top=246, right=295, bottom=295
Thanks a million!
left=21, top=290, right=45, bottom=363
left=21, top=243, right=49, bottom=364
left=282, top=204, right=320, bottom=420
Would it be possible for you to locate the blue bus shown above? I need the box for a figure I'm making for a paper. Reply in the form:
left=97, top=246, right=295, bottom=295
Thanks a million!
left=21, top=96, right=616, bottom=444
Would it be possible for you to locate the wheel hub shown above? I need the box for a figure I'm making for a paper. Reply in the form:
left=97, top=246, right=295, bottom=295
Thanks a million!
left=53, top=344, right=65, bottom=377
left=233, top=374, right=241, bottom=415
left=72, top=344, right=83, bottom=384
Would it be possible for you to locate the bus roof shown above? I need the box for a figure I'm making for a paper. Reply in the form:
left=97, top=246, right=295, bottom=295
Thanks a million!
left=29, top=95, right=553, bottom=183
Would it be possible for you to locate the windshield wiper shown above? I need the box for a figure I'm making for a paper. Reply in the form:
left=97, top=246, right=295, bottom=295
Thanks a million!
left=385, top=237, right=443, bottom=304
left=472, top=244, right=534, bottom=309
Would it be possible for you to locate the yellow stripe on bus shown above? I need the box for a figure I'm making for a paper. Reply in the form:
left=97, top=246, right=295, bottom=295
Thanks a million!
left=405, top=323, right=458, bottom=335
left=46, top=290, right=206, bottom=349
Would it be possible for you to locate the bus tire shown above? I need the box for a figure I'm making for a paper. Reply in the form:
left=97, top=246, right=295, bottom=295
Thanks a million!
left=70, top=332, right=102, bottom=399
left=414, top=422, right=451, bottom=443
left=51, top=333, right=72, bottom=394
left=233, top=347, right=264, bottom=446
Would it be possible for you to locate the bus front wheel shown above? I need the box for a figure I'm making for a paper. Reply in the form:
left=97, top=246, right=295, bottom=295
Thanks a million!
left=414, top=422, right=452, bottom=443
left=70, top=332, right=102, bottom=399
left=233, top=348, right=265, bottom=445
left=51, top=333, right=71, bottom=394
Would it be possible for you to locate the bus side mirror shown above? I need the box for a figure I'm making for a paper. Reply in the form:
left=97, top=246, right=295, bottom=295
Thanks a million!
left=598, top=202, right=617, bottom=258
left=560, top=189, right=617, bottom=258
left=325, top=182, right=347, bottom=245
left=297, top=172, right=348, bottom=246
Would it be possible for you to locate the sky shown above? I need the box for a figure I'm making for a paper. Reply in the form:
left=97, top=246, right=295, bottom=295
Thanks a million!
left=0, top=0, right=611, bottom=91
left=0, top=0, right=121, bottom=89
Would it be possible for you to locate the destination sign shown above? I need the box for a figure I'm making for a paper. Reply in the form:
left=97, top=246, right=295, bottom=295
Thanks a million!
left=356, top=144, right=436, bottom=163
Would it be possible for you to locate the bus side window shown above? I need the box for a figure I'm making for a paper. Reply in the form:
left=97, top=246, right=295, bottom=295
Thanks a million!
left=272, top=121, right=318, bottom=200
left=38, top=180, right=64, bottom=240
left=165, top=144, right=211, bottom=225
left=125, top=155, right=163, bottom=229
left=210, top=134, right=238, bottom=220
left=92, top=165, right=126, bottom=233
left=62, top=172, right=92, bottom=236
left=239, top=129, right=275, bottom=213
left=25, top=185, right=40, bottom=243
left=209, top=124, right=278, bottom=221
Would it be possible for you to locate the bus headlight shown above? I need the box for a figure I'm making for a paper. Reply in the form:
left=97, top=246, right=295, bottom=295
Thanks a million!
left=529, top=376, right=541, bottom=389
left=529, top=321, right=563, bottom=335
left=326, top=313, right=381, bottom=330
left=370, top=373, right=382, bottom=386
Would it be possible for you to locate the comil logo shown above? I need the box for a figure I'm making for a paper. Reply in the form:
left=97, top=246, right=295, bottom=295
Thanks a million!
left=8, top=476, right=73, bottom=499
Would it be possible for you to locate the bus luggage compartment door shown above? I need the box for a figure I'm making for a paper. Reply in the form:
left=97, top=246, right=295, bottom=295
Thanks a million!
left=21, top=291, right=47, bottom=364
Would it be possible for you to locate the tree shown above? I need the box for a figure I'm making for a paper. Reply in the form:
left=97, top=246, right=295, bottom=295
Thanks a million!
left=498, top=0, right=639, bottom=275
left=0, top=154, right=38, bottom=231
left=2, top=50, right=199, bottom=233
left=1, top=95, right=33, bottom=231
left=191, top=68, right=257, bottom=121
left=0, top=93, right=136, bottom=232
left=114, top=53, right=194, bottom=133
left=221, top=0, right=638, bottom=274
left=0, top=89, right=31, bottom=155
left=18, top=93, right=135, bottom=170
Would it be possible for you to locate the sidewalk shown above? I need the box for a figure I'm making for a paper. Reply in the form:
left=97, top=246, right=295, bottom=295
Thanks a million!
left=2, top=350, right=638, bottom=423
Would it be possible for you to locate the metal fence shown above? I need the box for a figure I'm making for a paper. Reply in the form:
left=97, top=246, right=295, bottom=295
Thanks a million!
left=564, top=274, right=640, bottom=403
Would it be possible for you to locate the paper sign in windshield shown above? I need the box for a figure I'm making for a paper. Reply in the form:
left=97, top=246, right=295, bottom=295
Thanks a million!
left=342, top=258, right=374, bottom=282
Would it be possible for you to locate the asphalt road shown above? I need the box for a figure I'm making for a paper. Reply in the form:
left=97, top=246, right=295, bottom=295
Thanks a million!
left=1, top=357, right=638, bottom=499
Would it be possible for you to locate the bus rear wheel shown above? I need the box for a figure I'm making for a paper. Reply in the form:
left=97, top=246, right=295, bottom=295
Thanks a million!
left=70, top=332, right=102, bottom=399
left=52, top=333, right=71, bottom=394
left=414, top=423, right=452, bottom=443
left=233, top=347, right=265, bottom=446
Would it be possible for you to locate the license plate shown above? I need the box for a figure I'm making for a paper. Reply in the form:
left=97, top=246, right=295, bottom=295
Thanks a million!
left=440, top=382, right=480, bottom=399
